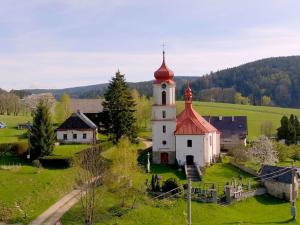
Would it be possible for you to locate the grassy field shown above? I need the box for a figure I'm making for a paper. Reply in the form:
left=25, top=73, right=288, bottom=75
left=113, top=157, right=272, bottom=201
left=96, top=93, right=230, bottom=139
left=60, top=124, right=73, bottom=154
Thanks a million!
left=177, top=101, right=300, bottom=139
left=0, top=115, right=31, bottom=143
left=52, top=144, right=90, bottom=157
left=61, top=142, right=297, bottom=225
left=0, top=155, right=77, bottom=224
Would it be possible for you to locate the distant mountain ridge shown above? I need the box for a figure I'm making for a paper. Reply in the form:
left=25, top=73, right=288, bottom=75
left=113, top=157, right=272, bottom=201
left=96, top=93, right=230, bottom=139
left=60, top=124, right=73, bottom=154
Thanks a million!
left=23, top=76, right=200, bottom=99
left=18, top=56, right=300, bottom=107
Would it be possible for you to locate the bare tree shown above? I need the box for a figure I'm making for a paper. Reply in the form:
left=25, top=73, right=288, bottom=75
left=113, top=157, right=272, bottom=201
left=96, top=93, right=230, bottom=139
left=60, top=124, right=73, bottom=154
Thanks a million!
left=75, top=147, right=105, bottom=225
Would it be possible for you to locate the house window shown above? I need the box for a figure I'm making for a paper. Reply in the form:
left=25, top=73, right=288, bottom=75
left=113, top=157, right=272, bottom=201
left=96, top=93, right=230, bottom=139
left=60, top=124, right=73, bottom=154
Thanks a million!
left=162, top=91, right=166, bottom=105
left=83, top=133, right=87, bottom=139
left=73, top=134, right=77, bottom=140
left=163, top=125, right=166, bottom=133
left=187, top=140, right=192, bottom=147
left=162, top=110, right=166, bottom=118
left=162, top=140, right=167, bottom=145
left=63, top=134, right=67, bottom=140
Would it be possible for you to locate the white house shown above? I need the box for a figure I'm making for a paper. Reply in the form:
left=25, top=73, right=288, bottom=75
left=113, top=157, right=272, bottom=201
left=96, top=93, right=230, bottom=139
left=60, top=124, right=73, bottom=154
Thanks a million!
left=56, top=111, right=98, bottom=144
left=152, top=52, right=220, bottom=167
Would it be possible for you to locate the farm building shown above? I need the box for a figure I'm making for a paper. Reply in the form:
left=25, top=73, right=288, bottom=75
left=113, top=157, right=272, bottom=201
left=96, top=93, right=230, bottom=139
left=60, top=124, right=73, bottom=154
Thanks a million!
left=70, top=99, right=103, bottom=126
left=259, top=165, right=298, bottom=201
left=151, top=51, right=221, bottom=168
left=203, top=116, right=248, bottom=150
left=56, top=111, right=98, bottom=144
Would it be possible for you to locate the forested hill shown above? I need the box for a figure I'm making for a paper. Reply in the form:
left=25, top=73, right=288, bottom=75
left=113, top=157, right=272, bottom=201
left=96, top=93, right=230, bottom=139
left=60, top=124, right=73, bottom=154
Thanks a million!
left=188, top=56, right=300, bottom=107
left=23, top=76, right=199, bottom=99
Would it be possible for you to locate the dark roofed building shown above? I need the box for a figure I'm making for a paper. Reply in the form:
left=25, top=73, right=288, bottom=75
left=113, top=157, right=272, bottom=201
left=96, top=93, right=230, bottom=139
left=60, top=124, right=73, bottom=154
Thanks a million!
left=71, top=99, right=104, bottom=126
left=259, top=165, right=298, bottom=201
left=203, top=116, right=248, bottom=150
left=56, top=111, right=98, bottom=144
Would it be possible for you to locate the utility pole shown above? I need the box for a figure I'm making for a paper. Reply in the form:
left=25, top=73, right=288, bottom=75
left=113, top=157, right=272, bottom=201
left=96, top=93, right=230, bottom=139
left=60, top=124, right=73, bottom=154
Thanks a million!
left=187, top=179, right=192, bottom=225
left=291, top=161, right=297, bottom=221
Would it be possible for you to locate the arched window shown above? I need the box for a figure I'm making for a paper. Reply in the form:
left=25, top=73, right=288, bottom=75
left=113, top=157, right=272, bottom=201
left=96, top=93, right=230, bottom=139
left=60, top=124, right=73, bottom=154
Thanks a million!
left=162, top=91, right=166, bottom=105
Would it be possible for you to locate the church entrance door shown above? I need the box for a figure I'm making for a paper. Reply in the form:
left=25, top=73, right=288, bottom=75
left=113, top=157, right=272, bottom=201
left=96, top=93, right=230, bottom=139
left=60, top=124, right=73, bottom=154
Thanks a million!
left=186, top=155, right=194, bottom=165
left=161, top=152, right=169, bottom=164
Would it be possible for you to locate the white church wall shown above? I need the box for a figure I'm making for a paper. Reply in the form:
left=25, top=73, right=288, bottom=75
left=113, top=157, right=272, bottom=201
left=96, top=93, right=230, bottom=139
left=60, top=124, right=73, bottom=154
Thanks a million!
left=152, top=121, right=176, bottom=152
left=153, top=84, right=176, bottom=105
left=175, top=135, right=205, bottom=167
left=152, top=106, right=176, bottom=121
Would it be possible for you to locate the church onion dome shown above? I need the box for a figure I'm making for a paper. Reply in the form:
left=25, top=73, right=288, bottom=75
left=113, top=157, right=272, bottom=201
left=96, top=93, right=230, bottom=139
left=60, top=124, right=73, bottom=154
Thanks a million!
left=175, top=81, right=219, bottom=135
left=154, top=51, right=175, bottom=84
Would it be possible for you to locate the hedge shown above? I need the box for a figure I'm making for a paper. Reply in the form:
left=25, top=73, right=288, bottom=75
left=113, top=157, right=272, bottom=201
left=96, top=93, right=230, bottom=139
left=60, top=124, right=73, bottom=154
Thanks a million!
left=39, top=156, right=73, bottom=168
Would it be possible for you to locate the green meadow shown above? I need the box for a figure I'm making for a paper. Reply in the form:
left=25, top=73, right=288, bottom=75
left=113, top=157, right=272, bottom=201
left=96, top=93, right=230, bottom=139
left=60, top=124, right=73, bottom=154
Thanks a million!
left=177, top=101, right=300, bottom=139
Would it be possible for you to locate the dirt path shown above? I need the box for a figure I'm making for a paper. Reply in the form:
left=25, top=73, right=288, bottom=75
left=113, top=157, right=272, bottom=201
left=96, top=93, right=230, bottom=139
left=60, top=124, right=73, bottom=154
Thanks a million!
left=29, top=189, right=84, bottom=225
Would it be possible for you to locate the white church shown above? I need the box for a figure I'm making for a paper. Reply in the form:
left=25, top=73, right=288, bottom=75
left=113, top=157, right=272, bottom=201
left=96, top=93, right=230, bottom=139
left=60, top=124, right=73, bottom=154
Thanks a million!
left=152, top=52, right=221, bottom=167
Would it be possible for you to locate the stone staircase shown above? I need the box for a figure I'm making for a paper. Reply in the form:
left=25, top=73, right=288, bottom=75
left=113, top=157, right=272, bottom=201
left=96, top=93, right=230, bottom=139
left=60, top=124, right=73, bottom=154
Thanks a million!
left=185, top=164, right=201, bottom=182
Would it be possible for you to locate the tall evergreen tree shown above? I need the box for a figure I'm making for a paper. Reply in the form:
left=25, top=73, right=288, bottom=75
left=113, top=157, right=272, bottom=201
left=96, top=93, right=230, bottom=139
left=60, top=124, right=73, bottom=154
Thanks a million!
left=28, top=100, right=55, bottom=160
left=277, top=115, right=289, bottom=141
left=100, top=71, right=137, bottom=143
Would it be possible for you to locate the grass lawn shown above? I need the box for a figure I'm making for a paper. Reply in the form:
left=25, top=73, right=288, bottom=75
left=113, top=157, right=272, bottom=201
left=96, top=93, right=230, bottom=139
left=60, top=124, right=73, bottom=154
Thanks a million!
left=0, top=155, right=77, bottom=224
left=52, top=144, right=90, bottom=157
left=0, top=115, right=31, bottom=144
left=177, top=101, right=300, bottom=139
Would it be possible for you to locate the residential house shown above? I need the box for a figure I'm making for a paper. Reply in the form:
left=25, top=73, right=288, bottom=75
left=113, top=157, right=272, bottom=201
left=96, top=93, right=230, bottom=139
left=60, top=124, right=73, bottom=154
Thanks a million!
left=56, top=111, right=98, bottom=144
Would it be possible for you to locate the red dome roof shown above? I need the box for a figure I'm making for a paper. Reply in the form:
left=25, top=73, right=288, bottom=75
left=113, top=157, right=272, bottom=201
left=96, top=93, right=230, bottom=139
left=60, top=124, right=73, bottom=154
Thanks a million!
left=154, top=51, right=174, bottom=84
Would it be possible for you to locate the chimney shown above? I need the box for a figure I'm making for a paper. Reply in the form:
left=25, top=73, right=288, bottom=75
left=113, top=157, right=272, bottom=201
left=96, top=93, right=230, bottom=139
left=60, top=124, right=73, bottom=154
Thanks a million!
left=219, top=116, right=222, bottom=121
left=232, top=116, right=235, bottom=122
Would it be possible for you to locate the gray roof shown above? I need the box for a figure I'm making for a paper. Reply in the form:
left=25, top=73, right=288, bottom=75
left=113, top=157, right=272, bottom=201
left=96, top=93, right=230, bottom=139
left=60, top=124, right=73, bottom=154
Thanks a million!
left=57, top=111, right=97, bottom=130
left=71, top=99, right=103, bottom=114
left=259, top=165, right=294, bottom=184
left=203, top=116, right=248, bottom=139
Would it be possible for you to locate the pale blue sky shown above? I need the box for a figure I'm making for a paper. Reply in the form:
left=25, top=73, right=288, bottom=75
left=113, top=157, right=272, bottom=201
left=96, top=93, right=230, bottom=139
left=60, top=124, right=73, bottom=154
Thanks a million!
left=1, top=0, right=300, bottom=90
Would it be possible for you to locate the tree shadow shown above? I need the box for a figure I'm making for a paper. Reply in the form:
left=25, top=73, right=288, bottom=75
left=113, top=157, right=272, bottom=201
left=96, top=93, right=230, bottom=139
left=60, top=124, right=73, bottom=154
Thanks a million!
left=253, top=194, right=287, bottom=206
left=223, top=218, right=296, bottom=224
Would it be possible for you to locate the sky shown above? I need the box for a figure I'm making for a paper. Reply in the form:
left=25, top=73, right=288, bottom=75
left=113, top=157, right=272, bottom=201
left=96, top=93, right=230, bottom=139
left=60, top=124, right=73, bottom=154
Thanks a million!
left=1, top=0, right=300, bottom=90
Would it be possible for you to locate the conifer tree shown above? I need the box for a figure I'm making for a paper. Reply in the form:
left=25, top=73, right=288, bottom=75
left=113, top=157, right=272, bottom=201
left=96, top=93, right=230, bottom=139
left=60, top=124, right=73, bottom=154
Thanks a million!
left=28, top=100, right=55, bottom=160
left=277, top=115, right=289, bottom=141
left=100, top=71, right=137, bottom=143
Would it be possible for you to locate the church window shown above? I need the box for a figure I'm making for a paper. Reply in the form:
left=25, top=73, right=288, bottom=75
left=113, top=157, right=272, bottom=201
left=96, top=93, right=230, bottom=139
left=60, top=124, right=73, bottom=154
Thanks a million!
left=163, top=125, right=166, bottom=133
left=187, top=140, right=192, bottom=147
left=162, top=91, right=166, bottom=105
left=162, top=110, right=166, bottom=118
left=162, top=140, right=167, bottom=145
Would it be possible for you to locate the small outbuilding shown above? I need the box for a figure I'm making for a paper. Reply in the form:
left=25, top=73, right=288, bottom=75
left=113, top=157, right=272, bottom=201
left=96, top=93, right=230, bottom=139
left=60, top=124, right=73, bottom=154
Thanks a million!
left=56, top=111, right=98, bottom=144
left=259, top=165, right=298, bottom=201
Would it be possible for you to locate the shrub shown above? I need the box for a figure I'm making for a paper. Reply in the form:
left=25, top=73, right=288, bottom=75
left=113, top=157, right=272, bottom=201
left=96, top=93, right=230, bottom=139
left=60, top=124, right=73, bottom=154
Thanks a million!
left=0, top=144, right=12, bottom=156
left=32, top=159, right=42, bottom=168
left=11, top=142, right=28, bottom=156
left=161, top=178, right=180, bottom=193
left=290, top=145, right=300, bottom=161
left=228, top=147, right=249, bottom=163
left=39, top=156, right=73, bottom=168
left=273, top=142, right=293, bottom=161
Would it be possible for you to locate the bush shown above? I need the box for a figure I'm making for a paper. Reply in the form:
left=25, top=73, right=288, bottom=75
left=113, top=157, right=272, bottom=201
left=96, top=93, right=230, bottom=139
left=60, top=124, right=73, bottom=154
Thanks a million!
left=290, top=145, right=300, bottom=161
left=32, top=159, right=42, bottom=168
left=0, top=144, right=12, bottom=156
left=228, top=147, right=249, bottom=163
left=273, top=142, right=293, bottom=161
left=11, top=142, right=28, bottom=156
left=39, top=156, right=73, bottom=168
left=161, top=178, right=180, bottom=193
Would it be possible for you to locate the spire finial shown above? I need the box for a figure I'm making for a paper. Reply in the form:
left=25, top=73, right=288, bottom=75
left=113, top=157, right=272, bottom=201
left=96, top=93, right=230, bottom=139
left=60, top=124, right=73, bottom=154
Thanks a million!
left=185, top=80, right=192, bottom=105
left=161, top=42, right=166, bottom=62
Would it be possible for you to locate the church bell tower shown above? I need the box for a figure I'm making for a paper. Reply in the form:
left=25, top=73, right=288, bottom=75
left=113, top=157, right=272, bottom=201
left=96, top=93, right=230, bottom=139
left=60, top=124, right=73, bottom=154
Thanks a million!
left=152, top=51, right=177, bottom=164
